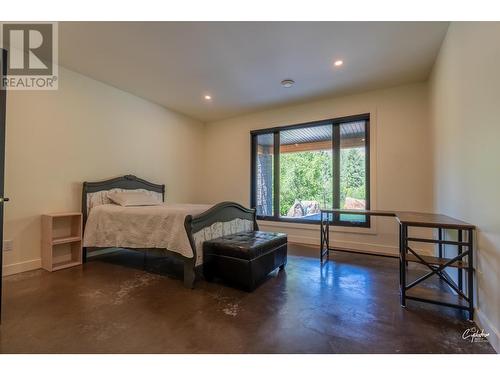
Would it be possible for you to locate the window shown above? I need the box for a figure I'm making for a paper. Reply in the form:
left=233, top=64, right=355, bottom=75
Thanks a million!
left=251, top=114, right=370, bottom=226
left=254, top=133, right=274, bottom=217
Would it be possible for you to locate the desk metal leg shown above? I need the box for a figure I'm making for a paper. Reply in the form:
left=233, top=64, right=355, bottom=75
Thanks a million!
left=399, top=223, right=403, bottom=290
left=320, top=212, right=330, bottom=264
left=467, top=229, right=474, bottom=320
left=400, top=224, right=407, bottom=307
left=438, top=228, right=443, bottom=258
left=458, top=230, right=463, bottom=292
left=320, top=212, right=324, bottom=263
left=326, top=215, right=330, bottom=262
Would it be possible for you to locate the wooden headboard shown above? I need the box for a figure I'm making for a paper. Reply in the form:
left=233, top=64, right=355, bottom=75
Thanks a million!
left=81, top=174, right=165, bottom=225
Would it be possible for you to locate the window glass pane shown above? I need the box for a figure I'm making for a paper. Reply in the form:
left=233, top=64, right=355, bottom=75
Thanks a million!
left=279, top=124, right=333, bottom=221
left=255, top=133, right=274, bottom=216
left=339, top=121, right=367, bottom=223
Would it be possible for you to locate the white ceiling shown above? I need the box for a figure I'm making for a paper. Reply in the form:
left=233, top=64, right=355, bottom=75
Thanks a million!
left=59, top=22, right=449, bottom=122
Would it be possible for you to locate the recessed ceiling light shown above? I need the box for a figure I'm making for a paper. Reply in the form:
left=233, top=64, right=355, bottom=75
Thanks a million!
left=334, top=60, right=343, bottom=67
left=281, top=79, right=295, bottom=88
left=204, top=95, right=212, bottom=100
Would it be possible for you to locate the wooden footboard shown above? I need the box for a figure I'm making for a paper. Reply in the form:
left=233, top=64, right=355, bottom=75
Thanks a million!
left=184, top=201, right=258, bottom=288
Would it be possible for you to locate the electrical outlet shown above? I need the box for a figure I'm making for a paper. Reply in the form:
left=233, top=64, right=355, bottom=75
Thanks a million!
left=3, top=239, right=13, bottom=252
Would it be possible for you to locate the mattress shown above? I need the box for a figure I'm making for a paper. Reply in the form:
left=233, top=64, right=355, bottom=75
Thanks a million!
left=83, top=203, right=212, bottom=259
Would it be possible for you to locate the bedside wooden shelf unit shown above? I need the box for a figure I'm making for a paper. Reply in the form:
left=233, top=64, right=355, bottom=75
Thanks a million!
left=42, top=212, right=83, bottom=271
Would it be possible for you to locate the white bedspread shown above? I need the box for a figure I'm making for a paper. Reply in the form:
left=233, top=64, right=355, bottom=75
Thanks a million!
left=83, top=203, right=213, bottom=259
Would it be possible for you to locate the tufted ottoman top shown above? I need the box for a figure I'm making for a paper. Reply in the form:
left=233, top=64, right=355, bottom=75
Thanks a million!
left=203, top=231, right=287, bottom=260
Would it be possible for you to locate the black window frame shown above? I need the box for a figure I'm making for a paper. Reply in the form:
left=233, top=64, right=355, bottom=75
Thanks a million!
left=250, top=113, right=371, bottom=227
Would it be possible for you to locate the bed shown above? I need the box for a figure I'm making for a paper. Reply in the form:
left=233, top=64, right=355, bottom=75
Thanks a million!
left=82, top=175, right=258, bottom=288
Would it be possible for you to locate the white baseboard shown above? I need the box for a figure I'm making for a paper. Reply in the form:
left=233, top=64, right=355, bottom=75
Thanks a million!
left=475, top=308, right=499, bottom=353
left=2, top=258, right=41, bottom=276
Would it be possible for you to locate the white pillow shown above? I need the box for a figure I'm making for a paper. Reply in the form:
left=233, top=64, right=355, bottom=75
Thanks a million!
left=107, top=191, right=162, bottom=207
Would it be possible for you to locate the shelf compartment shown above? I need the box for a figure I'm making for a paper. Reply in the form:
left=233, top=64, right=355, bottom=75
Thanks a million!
left=51, top=214, right=82, bottom=241
left=406, top=285, right=468, bottom=309
left=406, top=254, right=468, bottom=269
left=50, top=241, right=82, bottom=270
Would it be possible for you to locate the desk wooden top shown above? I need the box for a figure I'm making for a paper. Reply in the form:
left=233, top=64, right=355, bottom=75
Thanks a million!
left=320, top=209, right=475, bottom=229
left=394, top=211, right=475, bottom=229
left=320, top=209, right=396, bottom=217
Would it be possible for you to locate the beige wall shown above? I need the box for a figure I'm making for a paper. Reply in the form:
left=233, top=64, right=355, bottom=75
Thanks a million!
left=3, top=66, right=205, bottom=275
left=430, top=22, right=500, bottom=352
left=201, top=82, right=434, bottom=256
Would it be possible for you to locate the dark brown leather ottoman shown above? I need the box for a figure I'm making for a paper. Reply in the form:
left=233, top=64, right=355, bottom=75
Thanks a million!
left=203, top=231, right=287, bottom=291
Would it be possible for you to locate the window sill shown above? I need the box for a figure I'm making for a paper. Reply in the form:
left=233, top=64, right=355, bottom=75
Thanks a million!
left=257, top=218, right=378, bottom=235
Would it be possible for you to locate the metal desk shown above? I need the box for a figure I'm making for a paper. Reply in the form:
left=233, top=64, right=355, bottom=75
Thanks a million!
left=320, top=209, right=475, bottom=319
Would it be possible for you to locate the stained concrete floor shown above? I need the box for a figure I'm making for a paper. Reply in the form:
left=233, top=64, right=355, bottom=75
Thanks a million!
left=0, top=244, right=495, bottom=354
